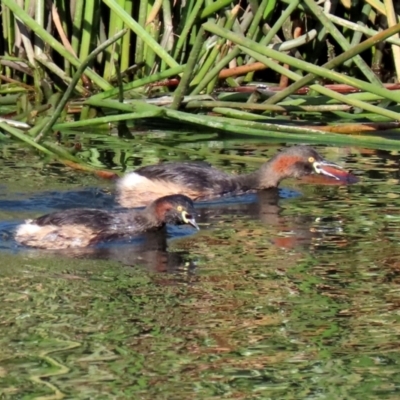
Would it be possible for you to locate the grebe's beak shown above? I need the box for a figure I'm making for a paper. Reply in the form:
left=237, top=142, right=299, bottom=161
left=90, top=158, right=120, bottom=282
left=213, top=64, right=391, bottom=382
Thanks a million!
left=312, top=160, right=358, bottom=183
left=182, top=211, right=200, bottom=230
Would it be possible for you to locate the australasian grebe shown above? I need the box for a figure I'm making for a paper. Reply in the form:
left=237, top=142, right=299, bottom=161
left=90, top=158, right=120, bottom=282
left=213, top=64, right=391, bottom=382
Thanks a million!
left=117, top=145, right=356, bottom=207
left=15, top=194, right=199, bottom=250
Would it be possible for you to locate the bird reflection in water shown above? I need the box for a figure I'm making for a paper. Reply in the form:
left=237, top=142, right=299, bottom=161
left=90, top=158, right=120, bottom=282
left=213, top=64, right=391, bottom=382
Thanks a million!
left=196, top=188, right=324, bottom=250
left=16, top=230, right=197, bottom=277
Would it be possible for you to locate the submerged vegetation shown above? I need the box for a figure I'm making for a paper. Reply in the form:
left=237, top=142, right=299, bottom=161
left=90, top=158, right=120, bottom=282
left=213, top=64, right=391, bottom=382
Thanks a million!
left=1, top=0, right=400, bottom=171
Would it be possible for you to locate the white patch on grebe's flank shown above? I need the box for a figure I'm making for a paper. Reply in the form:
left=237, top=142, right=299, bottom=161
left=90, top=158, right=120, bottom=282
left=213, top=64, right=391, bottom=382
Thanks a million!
left=117, top=172, right=151, bottom=190
left=15, top=222, right=42, bottom=237
left=116, top=172, right=199, bottom=208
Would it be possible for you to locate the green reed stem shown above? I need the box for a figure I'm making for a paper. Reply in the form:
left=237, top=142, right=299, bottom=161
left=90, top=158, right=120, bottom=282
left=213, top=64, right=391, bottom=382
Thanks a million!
left=200, top=0, right=233, bottom=18
left=173, top=0, right=205, bottom=60
left=78, top=0, right=96, bottom=62
left=164, top=109, right=400, bottom=149
left=171, top=28, right=206, bottom=110
left=121, top=0, right=133, bottom=72
left=193, top=0, right=272, bottom=94
left=18, top=1, right=35, bottom=66
left=265, top=22, right=400, bottom=105
left=202, top=22, right=400, bottom=103
left=190, top=48, right=240, bottom=95
left=2, top=0, right=112, bottom=91
left=89, top=65, right=185, bottom=101
left=265, top=0, right=299, bottom=47
left=145, top=22, right=161, bottom=74
left=243, top=0, right=300, bottom=82
left=36, top=29, right=127, bottom=141
left=303, top=0, right=381, bottom=86
left=280, top=91, right=385, bottom=105
left=35, top=54, right=87, bottom=95
left=57, top=0, right=71, bottom=74
left=84, top=99, right=135, bottom=112
left=329, top=11, right=400, bottom=46
left=0, top=94, right=22, bottom=105
left=103, top=0, right=124, bottom=80
left=134, top=0, right=148, bottom=66
left=103, top=0, right=179, bottom=69
left=185, top=100, right=352, bottom=112
left=176, top=0, right=195, bottom=43
left=71, top=0, right=84, bottom=58
left=1, top=3, right=11, bottom=63
left=53, top=109, right=163, bottom=130
left=34, top=0, right=44, bottom=58
left=240, top=45, right=400, bottom=121
left=0, top=122, right=54, bottom=156
left=383, top=0, right=400, bottom=80
left=191, top=6, right=239, bottom=87
left=27, top=116, right=51, bottom=137
left=343, top=3, right=371, bottom=68
left=162, top=0, right=174, bottom=52
left=211, top=107, right=276, bottom=121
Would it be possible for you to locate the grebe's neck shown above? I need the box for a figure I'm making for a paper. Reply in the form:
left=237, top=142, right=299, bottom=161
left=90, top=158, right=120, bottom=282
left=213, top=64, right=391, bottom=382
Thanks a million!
left=239, top=152, right=308, bottom=189
left=142, top=200, right=169, bottom=227
left=118, top=206, right=165, bottom=232
left=234, top=161, right=282, bottom=190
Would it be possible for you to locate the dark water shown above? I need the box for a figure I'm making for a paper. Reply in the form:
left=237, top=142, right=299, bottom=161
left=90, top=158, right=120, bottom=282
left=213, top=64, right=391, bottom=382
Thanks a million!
left=1, top=136, right=400, bottom=399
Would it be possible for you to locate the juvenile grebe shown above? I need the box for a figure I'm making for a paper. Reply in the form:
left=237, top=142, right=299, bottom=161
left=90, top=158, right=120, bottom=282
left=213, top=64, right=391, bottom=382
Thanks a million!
left=16, top=194, right=199, bottom=250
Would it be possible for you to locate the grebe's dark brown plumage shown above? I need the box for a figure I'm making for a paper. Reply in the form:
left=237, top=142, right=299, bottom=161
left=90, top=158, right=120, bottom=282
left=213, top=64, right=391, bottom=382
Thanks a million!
left=117, top=145, right=355, bottom=208
left=15, top=194, right=199, bottom=250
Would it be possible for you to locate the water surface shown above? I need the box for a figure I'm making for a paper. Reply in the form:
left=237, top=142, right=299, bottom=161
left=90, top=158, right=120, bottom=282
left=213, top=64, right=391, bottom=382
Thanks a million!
left=1, top=135, right=400, bottom=399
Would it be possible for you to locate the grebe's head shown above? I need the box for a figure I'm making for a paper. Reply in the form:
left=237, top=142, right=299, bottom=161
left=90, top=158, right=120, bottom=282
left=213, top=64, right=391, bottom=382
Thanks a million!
left=152, top=194, right=199, bottom=230
left=265, top=145, right=356, bottom=182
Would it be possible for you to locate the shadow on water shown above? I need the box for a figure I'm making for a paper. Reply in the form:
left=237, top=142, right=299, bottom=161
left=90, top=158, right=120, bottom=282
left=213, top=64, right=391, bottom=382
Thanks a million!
left=3, top=138, right=400, bottom=398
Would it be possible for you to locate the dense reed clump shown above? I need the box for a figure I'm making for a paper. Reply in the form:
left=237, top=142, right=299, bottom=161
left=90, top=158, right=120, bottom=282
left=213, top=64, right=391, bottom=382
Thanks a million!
left=1, top=0, right=400, bottom=171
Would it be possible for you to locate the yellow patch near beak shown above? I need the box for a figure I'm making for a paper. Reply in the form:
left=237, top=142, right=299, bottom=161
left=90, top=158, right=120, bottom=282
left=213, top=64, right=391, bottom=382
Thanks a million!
left=181, top=211, right=189, bottom=224
left=181, top=211, right=200, bottom=230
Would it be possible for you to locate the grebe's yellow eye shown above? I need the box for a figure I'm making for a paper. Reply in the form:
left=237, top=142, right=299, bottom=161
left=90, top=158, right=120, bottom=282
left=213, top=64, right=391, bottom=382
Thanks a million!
left=177, top=205, right=183, bottom=212
left=308, top=157, right=315, bottom=163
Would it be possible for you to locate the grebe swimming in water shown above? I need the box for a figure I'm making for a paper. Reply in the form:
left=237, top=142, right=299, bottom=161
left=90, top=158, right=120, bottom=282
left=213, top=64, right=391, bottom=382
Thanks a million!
left=116, top=145, right=355, bottom=208
left=15, top=194, right=199, bottom=250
